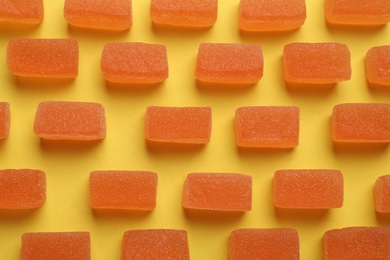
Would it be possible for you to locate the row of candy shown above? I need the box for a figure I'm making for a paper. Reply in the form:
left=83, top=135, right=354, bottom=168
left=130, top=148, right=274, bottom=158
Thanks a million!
left=2, top=0, right=390, bottom=30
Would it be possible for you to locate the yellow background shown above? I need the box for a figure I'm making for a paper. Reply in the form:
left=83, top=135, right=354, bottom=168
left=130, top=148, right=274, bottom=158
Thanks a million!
left=1, top=0, right=390, bottom=259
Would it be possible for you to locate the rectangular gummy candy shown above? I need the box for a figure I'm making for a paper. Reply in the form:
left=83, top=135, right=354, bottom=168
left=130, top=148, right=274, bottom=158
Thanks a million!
left=195, top=43, right=263, bottom=84
left=0, top=102, right=10, bottom=139
left=34, top=101, right=106, bottom=141
left=239, top=0, right=306, bottom=31
left=64, top=0, right=132, bottom=30
left=331, top=103, right=390, bottom=143
left=235, top=106, right=300, bottom=148
left=274, top=169, right=344, bottom=209
left=89, top=171, right=158, bottom=210
left=374, top=175, right=390, bottom=213
left=145, top=106, right=212, bottom=144
left=21, top=232, right=90, bottom=260
left=183, top=173, right=252, bottom=211
left=323, top=227, right=390, bottom=259
left=229, top=228, right=300, bottom=260
left=150, top=0, right=217, bottom=27
left=0, top=169, right=45, bottom=209
left=6, top=38, right=78, bottom=78
left=0, top=0, right=44, bottom=24
left=283, top=42, right=351, bottom=84
left=325, top=0, right=390, bottom=26
left=366, top=45, right=390, bottom=87
left=122, top=229, right=190, bottom=260
left=101, top=42, right=168, bottom=84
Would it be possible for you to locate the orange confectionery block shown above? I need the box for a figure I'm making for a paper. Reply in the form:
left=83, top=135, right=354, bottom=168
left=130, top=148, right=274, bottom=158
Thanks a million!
left=101, top=42, right=168, bottom=84
left=239, top=0, right=306, bottom=32
left=6, top=38, right=78, bottom=78
left=34, top=101, right=106, bottom=141
left=150, top=0, right=217, bottom=27
left=183, top=173, right=252, bottom=211
left=374, top=175, right=390, bottom=213
left=122, top=229, right=190, bottom=260
left=331, top=103, right=390, bottom=143
left=0, top=102, right=10, bottom=139
left=195, top=43, right=263, bottom=84
left=0, top=169, right=45, bottom=209
left=145, top=106, right=212, bottom=144
left=21, top=232, right=90, bottom=260
left=366, top=46, right=390, bottom=87
left=229, top=228, right=300, bottom=260
left=64, top=0, right=132, bottom=30
left=274, top=169, right=344, bottom=209
left=323, top=227, right=390, bottom=259
left=235, top=106, right=300, bottom=148
left=0, top=0, right=43, bottom=24
left=325, top=0, right=390, bottom=26
left=283, top=42, right=351, bottom=85
left=90, top=170, right=158, bottom=210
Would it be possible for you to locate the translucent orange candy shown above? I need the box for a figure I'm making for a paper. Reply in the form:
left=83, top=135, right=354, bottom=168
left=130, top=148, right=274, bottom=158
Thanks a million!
left=122, top=230, right=190, bottom=259
left=0, top=169, right=45, bottom=209
left=283, top=42, right=351, bottom=85
left=0, top=102, right=10, bottom=139
left=235, top=106, right=300, bottom=148
left=323, top=227, right=390, bottom=259
left=239, top=0, right=306, bottom=31
left=325, top=0, right=390, bottom=26
left=195, top=43, right=263, bottom=84
left=0, top=0, right=44, bottom=24
left=229, top=228, right=300, bottom=260
left=366, top=45, right=390, bottom=87
left=150, top=0, right=217, bottom=27
left=21, top=232, right=90, bottom=260
left=331, top=103, right=390, bottom=143
left=64, top=0, right=132, bottom=30
left=374, top=175, right=390, bottom=213
left=145, top=106, right=212, bottom=144
left=183, top=173, right=252, bottom=211
left=6, top=39, right=78, bottom=78
left=101, top=42, right=168, bottom=84
left=34, top=101, right=106, bottom=141
left=274, top=169, right=344, bottom=209
left=90, top=171, right=158, bottom=210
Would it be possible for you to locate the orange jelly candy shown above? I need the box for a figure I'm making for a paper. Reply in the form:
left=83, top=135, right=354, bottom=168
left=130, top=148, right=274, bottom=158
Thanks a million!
left=229, top=228, right=300, bottom=260
left=331, top=103, right=390, bottom=143
left=274, top=169, right=344, bottom=209
left=150, top=0, right=217, bottom=27
left=0, top=0, right=43, bottom=24
left=101, top=42, right=168, bottom=84
left=145, top=106, right=212, bottom=144
left=0, top=102, right=10, bottom=139
left=34, top=101, right=106, bottom=141
left=235, top=106, right=300, bottom=148
left=195, top=43, right=263, bottom=84
left=183, top=173, right=252, bottom=212
left=374, top=175, right=390, bottom=213
left=239, top=0, right=306, bottom=31
left=283, top=42, right=351, bottom=85
left=366, top=45, right=390, bottom=87
left=0, top=169, right=45, bottom=209
left=325, top=0, right=390, bottom=26
left=323, top=227, right=390, bottom=259
left=6, top=38, right=78, bottom=78
left=21, top=232, right=90, bottom=260
left=64, top=0, right=132, bottom=30
left=90, top=171, right=158, bottom=210
left=122, top=229, right=190, bottom=259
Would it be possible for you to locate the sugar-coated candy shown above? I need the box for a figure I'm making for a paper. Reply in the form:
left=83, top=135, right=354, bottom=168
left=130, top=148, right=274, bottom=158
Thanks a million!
left=0, top=102, right=10, bottom=139
left=366, top=45, right=390, bottom=87
left=0, top=0, right=43, bottom=24
left=374, top=175, right=390, bottom=213
left=183, top=173, right=252, bottom=211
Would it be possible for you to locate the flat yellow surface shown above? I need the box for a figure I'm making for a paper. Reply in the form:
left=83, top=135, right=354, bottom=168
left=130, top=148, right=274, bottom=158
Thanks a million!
left=0, top=1, right=390, bottom=259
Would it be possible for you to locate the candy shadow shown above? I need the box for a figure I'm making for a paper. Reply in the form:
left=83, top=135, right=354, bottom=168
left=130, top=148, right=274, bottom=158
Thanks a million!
left=92, top=208, right=153, bottom=219
left=39, top=139, right=104, bottom=151
left=105, top=81, right=162, bottom=92
left=14, top=76, right=75, bottom=89
left=0, top=21, right=41, bottom=36
left=151, top=23, right=212, bottom=35
left=146, top=140, right=207, bottom=154
left=237, top=146, right=296, bottom=156
left=332, top=142, right=389, bottom=154
left=196, top=80, right=256, bottom=91
left=285, top=81, right=337, bottom=92
left=239, top=28, right=300, bottom=41
left=274, top=207, right=330, bottom=221
left=376, top=211, right=390, bottom=225
left=66, top=24, right=129, bottom=40
left=326, top=22, right=386, bottom=34
left=0, top=208, right=40, bottom=221
left=184, top=208, right=245, bottom=223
